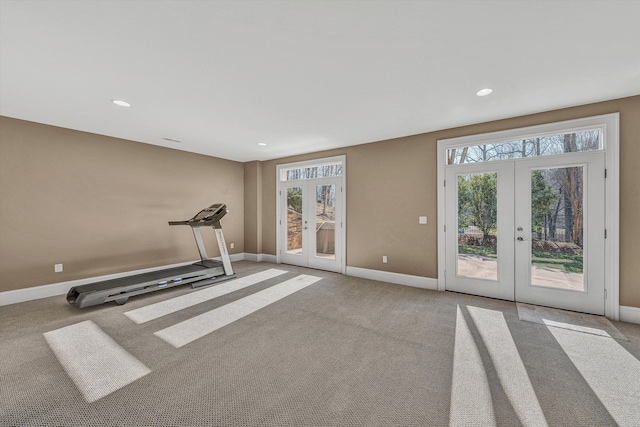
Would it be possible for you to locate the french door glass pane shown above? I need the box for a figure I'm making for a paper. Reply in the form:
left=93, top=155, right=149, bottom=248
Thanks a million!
left=286, top=187, right=303, bottom=254
left=457, top=172, right=498, bottom=280
left=530, top=167, right=584, bottom=290
left=315, top=184, right=336, bottom=260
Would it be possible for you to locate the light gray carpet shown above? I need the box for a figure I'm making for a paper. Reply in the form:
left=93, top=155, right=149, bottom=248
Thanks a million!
left=1, top=261, right=640, bottom=426
left=516, top=302, right=628, bottom=341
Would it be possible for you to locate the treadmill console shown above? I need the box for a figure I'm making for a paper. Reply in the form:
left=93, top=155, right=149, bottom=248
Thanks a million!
left=169, top=203, right=228, bottom=227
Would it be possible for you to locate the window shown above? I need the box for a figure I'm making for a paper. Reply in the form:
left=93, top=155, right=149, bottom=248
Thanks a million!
left=280, top=162, right=343, bottom=181
left=447, top=129, right=602, bottom=165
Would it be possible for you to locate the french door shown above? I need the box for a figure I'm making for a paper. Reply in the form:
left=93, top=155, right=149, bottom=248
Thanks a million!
left=280, top=177, right=343, bottom=273
left=445, top=152, right=605, bottom=315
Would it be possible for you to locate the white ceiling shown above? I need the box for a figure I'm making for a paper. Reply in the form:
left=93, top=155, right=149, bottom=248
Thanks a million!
left=1, top=1, right=639, bottom=162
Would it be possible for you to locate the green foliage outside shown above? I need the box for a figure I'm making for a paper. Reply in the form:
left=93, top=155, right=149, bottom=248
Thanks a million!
left=455, top=153, right=584, bottom=277
left=531, top=170, right=559, bottom=237
left=287, top=188, right=302, bottom=213
left=459, top=244, right=582, bottom=273
left=458, top=245, right=496, bottom=258
left=457, top=173, right=497, bottom=236
left=532, top=252, right=583, bottom=273
left=458, top=170, right=560, bottom=238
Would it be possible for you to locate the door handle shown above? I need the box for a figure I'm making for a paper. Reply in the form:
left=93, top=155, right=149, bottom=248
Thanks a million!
left=517, top=237, right=525, bottom=241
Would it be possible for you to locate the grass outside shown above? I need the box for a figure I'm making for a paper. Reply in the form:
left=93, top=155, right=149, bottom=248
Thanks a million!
left=459, top=245, right=497, bottom=258
left=458, top=245, right=583, bottom=273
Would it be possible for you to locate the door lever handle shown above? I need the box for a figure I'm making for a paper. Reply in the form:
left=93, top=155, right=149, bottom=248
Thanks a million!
left=517, top=237, right=525, bottom=241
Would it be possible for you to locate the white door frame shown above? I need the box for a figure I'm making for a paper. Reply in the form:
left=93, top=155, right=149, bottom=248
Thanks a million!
left=437, top=113, right=620, bottom=319
left=276, top=155, right=346, bottom=274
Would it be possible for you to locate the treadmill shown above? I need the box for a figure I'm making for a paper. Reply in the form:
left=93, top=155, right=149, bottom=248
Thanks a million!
left=66, top=203, right=236, bottom=308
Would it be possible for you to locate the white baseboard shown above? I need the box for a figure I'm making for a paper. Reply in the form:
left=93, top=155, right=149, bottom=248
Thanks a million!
left=227, top=253, right=245, bottom=262
left=619, top=305, right=640, bottom=325
left=243, top=253, right=260, bottom=262
left=0, top=257, right=244, bottom=307
left=345, top=266, right=438, bottom=291
left=0, top=280, right=82, bottom=307
left=243, top=253, right=277, bottom=263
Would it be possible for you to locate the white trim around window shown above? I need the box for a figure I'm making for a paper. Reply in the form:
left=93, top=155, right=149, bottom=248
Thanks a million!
left=437, top=113, right=620, bottom=320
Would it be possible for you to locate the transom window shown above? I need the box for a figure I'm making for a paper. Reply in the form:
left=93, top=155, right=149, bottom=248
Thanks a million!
left=447, top=129, right=602, bottom=165
left=280, top=161, right=343, bottom=181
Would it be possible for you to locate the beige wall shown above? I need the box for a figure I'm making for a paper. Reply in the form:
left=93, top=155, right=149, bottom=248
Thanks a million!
left=258, top=139, right=437, bottom=277
left=0, top=117, right=244, bottom=292
left=251, top=95, right=640, bottom=307
left=243, top=161, right=262, bottom=255
left=2, top=96, right=638, bottom=308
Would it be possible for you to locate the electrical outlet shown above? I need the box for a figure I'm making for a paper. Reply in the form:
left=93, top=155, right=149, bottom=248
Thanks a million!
left=382, top=256, right=387, bottom=263
left=54, top=264, right=63, bottom=273
left=419, top=216, right=427, bottom=224
left=230, top=243, right=235, bottom=249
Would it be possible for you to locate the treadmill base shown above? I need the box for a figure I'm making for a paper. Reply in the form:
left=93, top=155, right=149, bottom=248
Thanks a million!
left=67, top=263, right=235, bottom=308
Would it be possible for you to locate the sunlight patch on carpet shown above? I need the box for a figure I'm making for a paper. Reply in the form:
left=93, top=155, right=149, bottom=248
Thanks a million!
left=44, top=320, right=150, bottom=403
left=125, top=268, right=288, bottom=324
left=467, top=306, right=548, bottom=427
left=547, top=325, right=640, bottom=426
left=450, top=305, right=496, bottom=426
left=516, top=303, right=627, bottom=341
left=154, top=274, right=322, bottom=348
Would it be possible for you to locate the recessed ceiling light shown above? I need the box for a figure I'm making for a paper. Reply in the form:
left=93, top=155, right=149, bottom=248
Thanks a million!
left=111, top=99, right=131, bottom=107
left=476, top=88, right=493, bottom=97
left=258, top=142, right=267, bottom=146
